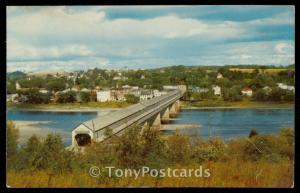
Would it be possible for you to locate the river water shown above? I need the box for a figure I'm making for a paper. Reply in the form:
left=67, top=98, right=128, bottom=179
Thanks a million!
left=7, top=108, right=294, bottom=146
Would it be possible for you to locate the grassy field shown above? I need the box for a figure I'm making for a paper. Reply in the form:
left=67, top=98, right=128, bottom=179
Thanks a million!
left=229, top=68, right=288, bottom=74
left=7, top=101, right=131, bottom=109
left=181, top=99, right=294, bottom=109
left=7, top=159, right=293, bottom=187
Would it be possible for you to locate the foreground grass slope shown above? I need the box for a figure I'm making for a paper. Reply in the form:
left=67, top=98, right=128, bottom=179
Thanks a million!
left=6, top=121, right=294, bottom=187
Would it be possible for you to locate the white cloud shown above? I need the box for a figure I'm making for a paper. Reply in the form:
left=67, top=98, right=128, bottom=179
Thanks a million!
left=275, top=42, right=294, bottom=54
left=7, top=38, right=94, bottom=61
left=7, top=57, right=109, bottom=73
left=6, top=6, right=295, bottom=72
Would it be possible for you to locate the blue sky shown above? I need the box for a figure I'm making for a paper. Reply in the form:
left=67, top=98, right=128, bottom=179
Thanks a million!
left=7, top=6, right=295, bottom=72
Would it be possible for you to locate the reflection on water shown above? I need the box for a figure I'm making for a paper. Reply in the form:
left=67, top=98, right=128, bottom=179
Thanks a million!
left=7, top=108, right=294, bottom=145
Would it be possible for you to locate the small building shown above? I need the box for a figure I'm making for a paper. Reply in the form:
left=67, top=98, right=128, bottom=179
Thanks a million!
left=263, top=86, right=272, bottom=93
left=190, top=86, right=209, bottom=93
left=81, top=88, right=91, bottom=92
left=140, top=90, right=153, bottom=101
left=113, top=76, right=122, bottom=80
left=153, top=90, right=168, bottom=97
left=39, top=89, right=49, bottom=94
left=163, top=85, right=178, bottom=90
left=16, top=82, right=21, bottom=90
left=241, top=87, right=253, bottom=96
left=7, top=94, right=18, bottom=103
left=217, top=73, right=223, bottom=79
left=212, top=85, right=221, bottom=96
left=277, top=83, right=294, bottom=92
left=122, top=85, right=131, bottom=89
left=97, top=90, right=111, bottom=102
left=141, top=75, right=145, bottom=79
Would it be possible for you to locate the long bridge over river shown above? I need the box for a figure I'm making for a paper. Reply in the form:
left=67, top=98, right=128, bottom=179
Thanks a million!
left=71, top=89, right=185, bottom=148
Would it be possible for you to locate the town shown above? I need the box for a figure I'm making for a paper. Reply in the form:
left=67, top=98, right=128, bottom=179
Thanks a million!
left=7, top=65, right=295, bottom=106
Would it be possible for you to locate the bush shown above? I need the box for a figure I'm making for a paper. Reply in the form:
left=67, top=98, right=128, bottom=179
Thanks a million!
left=191, top=137, right=227, bottom=163
left=166, top=130, right=191, bottom=164
left=116, top=125, right=145, bottom=168
left=7, top=121, right=19, bottom=169
left=125, top=94, right=139, bottom=104
left=243, top=135, right=283, bottom=162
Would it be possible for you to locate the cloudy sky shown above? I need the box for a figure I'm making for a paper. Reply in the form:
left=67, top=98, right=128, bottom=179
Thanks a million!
left=7, top=5, right=295, bottom=72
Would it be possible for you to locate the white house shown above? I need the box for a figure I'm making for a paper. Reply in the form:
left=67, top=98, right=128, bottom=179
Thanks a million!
left=241, top=87, right=253, bottom=96
left=212, top=85, right=221, bottom=96
left=81, top=88, right=91, bottom=92
left=217, top=73, right=223, bottom=79
left=163, top=85, right=178, bottom=90
left=7, top=94, right=18, bottom=103
left=16, top=82, right=21, bottom=90
left=39, top=89, right=49, bottom=94
left=153, top=90, right=168, bottom=97
left=97, top=90, right=111, bottom=102
left=277, top=83, right=295, bottom=92
left=140, top=90, right=153, bottom=101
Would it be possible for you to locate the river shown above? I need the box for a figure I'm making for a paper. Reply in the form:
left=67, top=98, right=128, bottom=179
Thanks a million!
left=7, top=108, right=294, bottom=146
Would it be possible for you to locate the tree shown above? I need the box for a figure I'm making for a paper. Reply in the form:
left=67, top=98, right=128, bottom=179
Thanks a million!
left=57, top=91, right=77, bottom=103
left=79, top=91, right=90, bottom=103
left=142, top=126, right=168, bottom=167
left=26, top=89, right=51, bottom=104
left=253, top=89, right=268, bottom=101
left=116, top=125, right=145, bottom=168
left=125, top=94, right=139, bottom=104
left=249, top=129, right=258, bottom=138
left=7, top=121, right=19, bottom=168
left=222, top=87, right=242, bottom=102
left=45, top=79, right=66, bottom=92
left=167, top=130, right=191, bottom=164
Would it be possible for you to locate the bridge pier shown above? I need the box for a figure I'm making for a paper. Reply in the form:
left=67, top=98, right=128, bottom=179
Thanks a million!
left=151, top=113, right=161, bottom=129
left=169, top=100, right=180, bottom=117
left=161, top=107, right=170, bottom=123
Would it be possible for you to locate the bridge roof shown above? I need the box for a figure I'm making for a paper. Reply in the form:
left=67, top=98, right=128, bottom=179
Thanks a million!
left=79, top=90, right=181, bottom=132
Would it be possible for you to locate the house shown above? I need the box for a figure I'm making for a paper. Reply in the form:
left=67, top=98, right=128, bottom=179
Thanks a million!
left=190, top=86, right=209, bottom=93
left=39, top=89, right=49, bottom=94
left=141, top=75, right=145, bottom=79
left=212, top=85, right=221, bottom=96
left=163, top=85, right=178, bottom=90
left=277, top=83, right=295, bottom=92
left=263, top=86, right=272, bottom=93
left=97, top=90, right=111, bottom=102
left=81, top=88, right=91, bottom=92
left=217, top=73, right=223, bottom=79
left=16, top=82, right=21, bottom=90
left=122, top=85, right=131, bottom=89
left=241, top=87, right=253, bottom=96
left=7, top=94, right=18, bottom=103
left=140, top=90, right=153, bottom=101
left=113, top=76, right=122, bottom=80
left=153, top=90, right=168, bottom=97
left=163, top=85, right=187, bottom=92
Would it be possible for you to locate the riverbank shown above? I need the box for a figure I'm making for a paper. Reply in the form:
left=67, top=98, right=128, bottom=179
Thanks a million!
left=12, top=121, right=69, bottom=144
left=181, top=100, right=294, bottom=109
left=7, top=102, right=124, bottom=112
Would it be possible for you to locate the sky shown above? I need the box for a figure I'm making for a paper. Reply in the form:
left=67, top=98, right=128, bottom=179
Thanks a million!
left=7, top=5, right=295, bottom=72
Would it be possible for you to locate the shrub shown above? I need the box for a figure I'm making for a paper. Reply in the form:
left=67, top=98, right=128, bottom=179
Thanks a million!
left=192, top=137, right=227, bottom=163
left=166, top=130, right=191, bottom=164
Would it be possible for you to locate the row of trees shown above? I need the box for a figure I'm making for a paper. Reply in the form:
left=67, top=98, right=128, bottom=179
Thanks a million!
left=7, top=65, right=295, bottom=94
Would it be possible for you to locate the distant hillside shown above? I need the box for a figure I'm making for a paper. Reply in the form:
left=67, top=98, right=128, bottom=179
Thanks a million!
left=7, top=71, right=27, bottom=79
